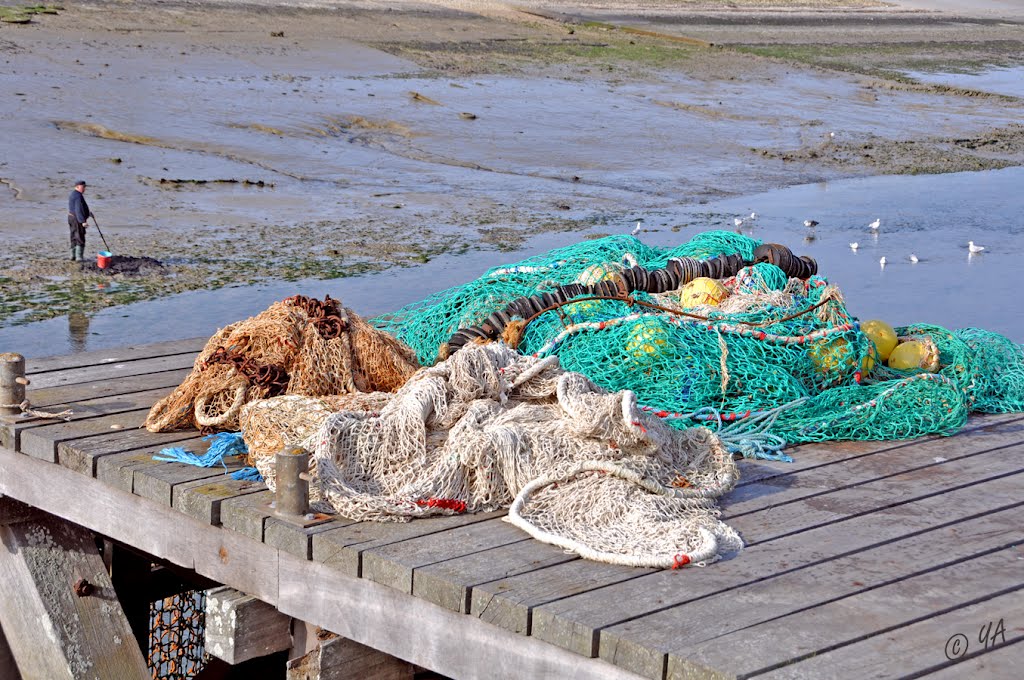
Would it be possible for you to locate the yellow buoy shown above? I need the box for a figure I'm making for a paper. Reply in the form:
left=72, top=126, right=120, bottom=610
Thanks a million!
left=679, top=277, right=729, bottom=308
left=576, top=262, right=625, bottom=286
left=563, top=299, right=601, bottom=319
left=808, top=337, right=857, bottom=383
left=625, top=321, right=671, bottom=362
left=887, top=340, right=936, bottom=371
left=861, top=319, right=898, bottom=361
left=860, top=342, right=877, bottom=376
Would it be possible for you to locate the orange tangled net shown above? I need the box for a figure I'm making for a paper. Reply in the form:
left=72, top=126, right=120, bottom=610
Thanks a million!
left=144, top=295, right=419, bottom=433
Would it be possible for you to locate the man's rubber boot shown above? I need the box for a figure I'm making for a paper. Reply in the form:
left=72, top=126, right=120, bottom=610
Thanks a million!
left=71, top=247, right=77, bottom=261
left=73, top=245, right=84, bottom=261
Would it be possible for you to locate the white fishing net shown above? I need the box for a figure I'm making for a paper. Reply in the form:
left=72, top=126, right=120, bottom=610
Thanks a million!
left=245, top=342, right=742, bottom=568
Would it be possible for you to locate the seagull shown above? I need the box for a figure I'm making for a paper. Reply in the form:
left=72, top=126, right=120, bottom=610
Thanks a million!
left=879, top=256, right=887, bottom=267
left=734, top=218, right=744, bottom=227
left=849, top=242, right=859, bottom=251
left=909, top=253, right=919, bottom=263
left=749, top=212, right=758, bottom=220
left=804, top=219, right=819, bottom=228
left=869, top=218, right=881, bottom=230
left=968, top=241, right=985, bottom=254
left=631, top=221, right=641, bottom=235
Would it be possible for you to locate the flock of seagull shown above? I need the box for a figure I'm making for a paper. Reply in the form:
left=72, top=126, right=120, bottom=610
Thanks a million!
left=630, top=215, right=988, bottom=268
left=735, top=215, right=985, bottom=268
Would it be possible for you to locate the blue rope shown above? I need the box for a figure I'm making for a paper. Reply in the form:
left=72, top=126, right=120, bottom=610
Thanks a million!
left=153, top=432, right=248, bottom=470
left=231, top=466, right=264, bottom=482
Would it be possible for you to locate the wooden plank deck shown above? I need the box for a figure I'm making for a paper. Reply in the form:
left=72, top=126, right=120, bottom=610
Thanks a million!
left=1, top=338, right=1021, bottom=679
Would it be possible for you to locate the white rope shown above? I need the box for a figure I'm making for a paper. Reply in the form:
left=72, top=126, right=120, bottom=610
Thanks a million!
left=1, top=401, right=73, bottom=421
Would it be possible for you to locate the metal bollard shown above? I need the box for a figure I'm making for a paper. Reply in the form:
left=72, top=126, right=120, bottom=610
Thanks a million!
left=1, top=353, right=26, bottom=417
left=274, top=445, right=310, bottom=517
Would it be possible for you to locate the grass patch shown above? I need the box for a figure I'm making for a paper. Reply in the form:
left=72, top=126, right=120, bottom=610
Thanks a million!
left=53, top=121, right=166, bottom=146
left=0, top=4, right=62, bottom=24
left=374, top=27, right=698, bottom=76
left=734, top=41, right=1024, bottom=84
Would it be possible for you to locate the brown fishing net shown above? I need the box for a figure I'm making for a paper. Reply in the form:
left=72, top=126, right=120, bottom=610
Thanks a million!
left=144, top=295, right=419, bottom=433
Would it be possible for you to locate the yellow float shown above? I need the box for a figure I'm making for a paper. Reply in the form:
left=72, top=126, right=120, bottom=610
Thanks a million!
left=861, top=319, right=898, bottom=361
left=576, top=262, right=625, bottom=286
left=678, top=277, right=729, bottom=308
left=563, top=299, right=601, bottom=319
left=860, top=343, right=878, bottom=376
left=625, top=321, right=671, bottom=363
left=808, top=337, right=857, bottom=386
left=887, top=340, right=939, bottom=372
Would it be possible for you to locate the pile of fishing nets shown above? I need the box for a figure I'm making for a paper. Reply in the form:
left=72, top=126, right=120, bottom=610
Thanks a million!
left=144, top=295, right=419, bottom=433
left=373, top=231, right=1024, bottom=460
left=242, top=342, right=742, bottom=568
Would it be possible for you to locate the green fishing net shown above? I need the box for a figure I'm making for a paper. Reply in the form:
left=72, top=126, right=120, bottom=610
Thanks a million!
left=373, top=232, right=1023, bottom=460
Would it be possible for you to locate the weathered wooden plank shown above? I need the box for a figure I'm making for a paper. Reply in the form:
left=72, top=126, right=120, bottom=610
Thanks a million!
left=173, top=477, right=268, bottom=526
left=205, top=586, right=292, bottom=665
left=26, top=337, right=205, bottom=373
left=722, top=414, right=1024, bottom=518
left=412, top=536, right=577, bottom=614
left=735, top=443, right=1023, bottom=545
left=529, top=470, right=1023, bottom=660
left=27, top=353, right=199, bottom=390
left=278, top=550, right=648, bottom=680
left=756, top=586, right=1024, bottom=680
left=923, top=638, right=1024, bottom=678
left=1, top=386, right=175, bottom=451
left=600, top=503, right=1024, bottom=679
left=265, top=516, right=355, bottom=561
left=4, top=387, right=180, bottom=456
left=95, top=437, right=206, bottom=491
left=311, top=510, right=506, bottom=578
left=471, top=559, right=656, bottom=636
left=362, top=517, right=528, bottom=594
left=0, top=444, right=279, bottom=604
left=15, top=367, right=188, bottom=410
left=731, top=412, right=1024, bottom=489
left=134, top=454, right=247, bottom=507
left=17, top=407, right=152, bottom=461
left=0, top=513, right=150, bottom=679
left=57, top=426, right=198, bottom=475
left=221, top=490, right=276, bottom=541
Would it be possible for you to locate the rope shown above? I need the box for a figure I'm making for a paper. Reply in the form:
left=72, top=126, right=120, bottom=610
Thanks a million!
left=1, top=400, right=73, bottom=421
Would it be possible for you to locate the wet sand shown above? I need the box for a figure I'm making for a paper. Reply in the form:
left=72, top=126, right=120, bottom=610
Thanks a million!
left=1, top=0, right=1023, bottom=326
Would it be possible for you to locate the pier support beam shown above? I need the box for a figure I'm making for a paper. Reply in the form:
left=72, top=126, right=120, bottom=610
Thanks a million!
left=0, top=498, right=149, bottom=679
left=286, top=630, right=414, bottom=680
left=205, top=586, right=293, bottom=665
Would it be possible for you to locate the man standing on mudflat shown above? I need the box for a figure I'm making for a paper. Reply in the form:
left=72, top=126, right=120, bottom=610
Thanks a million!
left=67, top=179, right=92, bottom=261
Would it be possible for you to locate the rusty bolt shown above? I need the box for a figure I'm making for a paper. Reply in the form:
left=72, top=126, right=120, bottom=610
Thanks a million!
left=73, top=578, right=94, bottom=597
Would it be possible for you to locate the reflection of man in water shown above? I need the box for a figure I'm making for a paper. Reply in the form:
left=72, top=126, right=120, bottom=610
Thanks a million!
left=67, top=180, right=93, bottom=261
left=67, top=311, right=90, bottom=352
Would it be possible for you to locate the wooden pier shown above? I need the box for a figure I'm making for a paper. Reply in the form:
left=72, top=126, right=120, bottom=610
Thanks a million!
left=1, top=339, right=1022, bottom=679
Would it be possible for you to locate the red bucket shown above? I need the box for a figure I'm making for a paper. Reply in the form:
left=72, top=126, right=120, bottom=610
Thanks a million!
left=97, top=251, right=112, bottom=269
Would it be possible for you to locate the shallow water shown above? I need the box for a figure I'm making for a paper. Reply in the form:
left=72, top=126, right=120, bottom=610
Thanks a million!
left=902, top=65, right=1024, bottom=99
left=2, top=166, right=1021, bottom=358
